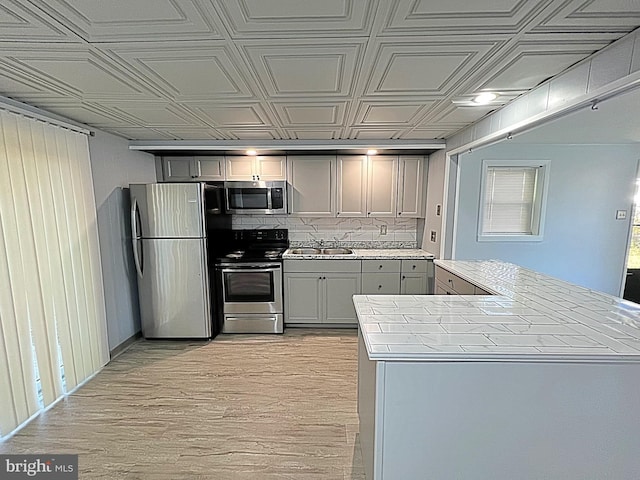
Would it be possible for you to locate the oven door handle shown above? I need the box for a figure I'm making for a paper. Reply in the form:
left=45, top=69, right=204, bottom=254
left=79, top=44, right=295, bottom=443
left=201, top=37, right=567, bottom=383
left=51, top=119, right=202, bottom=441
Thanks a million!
left=220, top=267, right=279, bottom=274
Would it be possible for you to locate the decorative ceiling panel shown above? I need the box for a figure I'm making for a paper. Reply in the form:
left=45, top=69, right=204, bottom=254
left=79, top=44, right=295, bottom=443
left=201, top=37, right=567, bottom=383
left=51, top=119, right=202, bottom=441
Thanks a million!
left=355, top=102, right=432, bottom=126
left=431, top=106, right=496, bottom=126
left=186, top=102, right=272, bottom=128
left=0, top=0, right=75, bottom=41
left=100, top=43, right=257, bottom=101
left=399, top=128, right=451, bottom=139
left=273, top=102, right=347, bottom=127
left=285, top=129, right=341, bottom=140
left=533, top=0, right=640, bottom=32
left=156, top=127, right=223, bottom=140
left=224, top=129, right=280, bottom=140
left=0, top=0, right=635, bottom=142
left=0, top=45, right=159, bottom=100
left=33, top=0, right=223, bottom=41
left=213, top=0, right=373, bottom=37
left=108, top=127, right=174, bottom=140
left=241, top=41, right=363, bottom=97
left=382, top=0, right=547, bottom=35
left=104, top=103, right=200, bottom=127
left=364, top=40, right=501, bottom=96
left=480, top=51, right=593, bottom=91
left=350, top=128, right=402, bottom=140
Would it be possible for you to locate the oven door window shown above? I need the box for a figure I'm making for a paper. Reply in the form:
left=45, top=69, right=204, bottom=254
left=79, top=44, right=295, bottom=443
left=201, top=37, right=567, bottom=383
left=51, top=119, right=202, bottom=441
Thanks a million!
left=227, top=188, right=269, bottom=210
left=224, top=271, right=274, bottom=302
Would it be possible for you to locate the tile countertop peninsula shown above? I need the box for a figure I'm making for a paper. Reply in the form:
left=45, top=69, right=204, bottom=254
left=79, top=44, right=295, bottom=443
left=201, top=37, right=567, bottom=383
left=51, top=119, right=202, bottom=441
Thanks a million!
left=354, top=259, right=640, bottom=363
left=282, top=248, right=435, bottom=260
left=355, top=260, right=640, bottom=480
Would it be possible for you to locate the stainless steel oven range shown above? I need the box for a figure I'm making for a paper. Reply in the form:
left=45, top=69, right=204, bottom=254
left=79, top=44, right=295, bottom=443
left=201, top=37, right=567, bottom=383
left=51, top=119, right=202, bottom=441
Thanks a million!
left=215, top=229, right=288, bottom=334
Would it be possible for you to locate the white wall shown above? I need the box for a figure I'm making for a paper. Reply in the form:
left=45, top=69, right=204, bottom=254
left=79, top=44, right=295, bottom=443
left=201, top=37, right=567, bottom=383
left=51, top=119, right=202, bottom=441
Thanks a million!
left=421, top=150, right=445, bottom=257
left=89, top=130, right=156, bottom=351
left=453, top=143, right=640, bottom=295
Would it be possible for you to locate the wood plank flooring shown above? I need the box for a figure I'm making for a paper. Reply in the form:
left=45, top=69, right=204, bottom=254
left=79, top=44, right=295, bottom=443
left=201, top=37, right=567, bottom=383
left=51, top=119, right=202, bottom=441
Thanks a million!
left=0, top=329, right=364, bottom=479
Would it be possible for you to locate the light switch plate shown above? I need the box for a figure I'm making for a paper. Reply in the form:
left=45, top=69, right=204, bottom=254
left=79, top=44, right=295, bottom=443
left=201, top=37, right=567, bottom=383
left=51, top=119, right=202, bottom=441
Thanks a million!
left=430, top=230, right=437, bottom=242
left=616, top=210, right=627, bottom=220
left=436, top=204, right=441, bottom=216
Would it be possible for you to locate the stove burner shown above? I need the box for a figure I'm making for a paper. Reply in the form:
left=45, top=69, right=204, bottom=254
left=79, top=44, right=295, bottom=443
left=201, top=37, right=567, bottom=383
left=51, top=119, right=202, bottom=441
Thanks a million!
left=263, top=250, right=282, bottom=258
left=226, top=251, right=245, bottom=259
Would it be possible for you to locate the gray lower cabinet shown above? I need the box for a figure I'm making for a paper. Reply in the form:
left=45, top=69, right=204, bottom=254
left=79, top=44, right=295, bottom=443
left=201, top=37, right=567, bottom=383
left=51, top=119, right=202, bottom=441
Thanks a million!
left=324, top=273, right=361, bottom=324
left=362, top=272, right=400, bottom=294
left=284, top=273, right=322, bottom=323
left=284, top=258, right=433, bottom=326
left=435, top=265, right=491, bottom=296
left=284, top=260, right=361, bottom=326
left=400, top=259, right=433, bottom=294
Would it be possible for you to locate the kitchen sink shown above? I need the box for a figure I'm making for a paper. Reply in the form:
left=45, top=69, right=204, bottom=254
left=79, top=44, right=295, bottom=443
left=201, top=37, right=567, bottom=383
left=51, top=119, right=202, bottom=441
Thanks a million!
left=288, top=248, right=322, bottom=254
left=320, top=248, right=354, bottom=255
left=287, top=247, right=354, bottom=255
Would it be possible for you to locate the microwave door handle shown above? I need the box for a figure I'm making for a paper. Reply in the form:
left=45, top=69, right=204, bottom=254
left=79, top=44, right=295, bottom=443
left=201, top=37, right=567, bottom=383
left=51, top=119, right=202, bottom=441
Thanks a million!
left=267, top=187, right=273, bottom=210
left=131, top=198, right=143, bottom=278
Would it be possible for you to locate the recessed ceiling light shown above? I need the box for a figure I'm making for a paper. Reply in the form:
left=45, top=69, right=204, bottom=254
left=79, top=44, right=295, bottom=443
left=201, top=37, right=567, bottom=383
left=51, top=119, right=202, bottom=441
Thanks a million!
left=367, top=149, right=378, bottom=155
left=246, top=149, right=257, bottom=155
left=473, top=92, right=498, bottom=105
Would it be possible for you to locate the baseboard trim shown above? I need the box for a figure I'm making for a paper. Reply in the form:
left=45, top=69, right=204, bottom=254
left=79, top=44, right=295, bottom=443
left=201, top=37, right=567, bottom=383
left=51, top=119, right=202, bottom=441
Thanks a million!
left=109, top=332, right=142, bottom=360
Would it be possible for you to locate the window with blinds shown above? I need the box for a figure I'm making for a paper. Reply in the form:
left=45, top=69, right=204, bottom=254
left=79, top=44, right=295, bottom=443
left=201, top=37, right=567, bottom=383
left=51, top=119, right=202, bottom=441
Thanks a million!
left=478, top=161, right=549, bottom=241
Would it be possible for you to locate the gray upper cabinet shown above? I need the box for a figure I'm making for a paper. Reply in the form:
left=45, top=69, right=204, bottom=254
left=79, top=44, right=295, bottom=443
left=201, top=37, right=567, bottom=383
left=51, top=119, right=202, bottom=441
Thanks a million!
left=225, top=155, right=286, bottom=181
left=288, top=155, right=335, bottom=216
left=337, top=155, right=367, bottom=217
left=162, top=156, right=225, bottom=181
left=397, top=156, right=426, bottom=218
left=367, top=155, right=398, bottom=217
left=162, top=157, right=192, bottom=181
left=338, top=155, right=416, bottom=218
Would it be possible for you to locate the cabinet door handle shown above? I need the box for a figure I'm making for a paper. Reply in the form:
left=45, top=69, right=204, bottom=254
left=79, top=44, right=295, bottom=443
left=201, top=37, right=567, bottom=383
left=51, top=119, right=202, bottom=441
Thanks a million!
left=378, top=285, right=382, bottom=290
left=398, top=212, right=402, bottom=215
left=402, top=276, right=406, bottom=280
left=378, top=265, right=383, bottom=270
left=412, top=265, right=416, bottom=270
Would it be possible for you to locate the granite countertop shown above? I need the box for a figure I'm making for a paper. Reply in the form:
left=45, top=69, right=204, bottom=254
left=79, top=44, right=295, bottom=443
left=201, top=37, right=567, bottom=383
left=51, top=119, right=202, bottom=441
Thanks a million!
left=354, top=259, right=640, bottom=363
left=282, top=248, right=435, bottom=260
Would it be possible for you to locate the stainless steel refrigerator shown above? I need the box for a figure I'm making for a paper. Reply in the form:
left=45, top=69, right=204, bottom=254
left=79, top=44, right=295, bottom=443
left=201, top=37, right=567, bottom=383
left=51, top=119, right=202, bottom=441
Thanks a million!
left=129, top=183, right=213, bottom=338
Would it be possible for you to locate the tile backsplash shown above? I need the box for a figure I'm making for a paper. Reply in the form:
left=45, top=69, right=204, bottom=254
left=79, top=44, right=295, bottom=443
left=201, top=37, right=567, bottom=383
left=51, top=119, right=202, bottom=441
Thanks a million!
left=231, top=216, right=418, bottom=248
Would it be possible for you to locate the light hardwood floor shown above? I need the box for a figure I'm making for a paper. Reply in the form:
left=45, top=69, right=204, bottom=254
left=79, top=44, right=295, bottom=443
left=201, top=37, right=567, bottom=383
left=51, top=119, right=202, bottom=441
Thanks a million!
left=0, top=329, right=364, bottom=479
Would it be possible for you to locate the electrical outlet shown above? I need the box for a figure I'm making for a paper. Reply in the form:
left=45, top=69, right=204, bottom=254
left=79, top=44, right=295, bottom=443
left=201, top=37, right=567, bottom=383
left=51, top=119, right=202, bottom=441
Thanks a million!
left=430, top=230, right=437, bottom=242
left=616, top=210, right=627, bottom=220
left=436, top=204, right=441, bottom=216
left=380, top=225, right=387, bottom=235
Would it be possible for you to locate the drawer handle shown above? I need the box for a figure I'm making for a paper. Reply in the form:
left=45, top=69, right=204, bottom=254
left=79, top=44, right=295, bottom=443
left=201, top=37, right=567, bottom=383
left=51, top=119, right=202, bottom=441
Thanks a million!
left=378, top=285, right=382, bottom=290
left=412, top=265, right=416, bottom=270
left=378, top=265, right=383, bottom=270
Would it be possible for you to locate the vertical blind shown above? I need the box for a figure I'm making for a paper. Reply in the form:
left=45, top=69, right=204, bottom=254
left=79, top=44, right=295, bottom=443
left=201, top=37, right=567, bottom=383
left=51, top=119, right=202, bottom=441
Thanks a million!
left=482, top=166, right=537, bottom=235
left=0, top=110, right=109, bottom=439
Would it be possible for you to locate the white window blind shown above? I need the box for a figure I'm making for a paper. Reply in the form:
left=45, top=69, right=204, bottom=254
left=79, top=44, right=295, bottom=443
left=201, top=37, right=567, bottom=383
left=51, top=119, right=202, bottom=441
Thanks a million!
left=0, top=110, right=109, bottom=439
left=482, top=166, right=538, bottom=235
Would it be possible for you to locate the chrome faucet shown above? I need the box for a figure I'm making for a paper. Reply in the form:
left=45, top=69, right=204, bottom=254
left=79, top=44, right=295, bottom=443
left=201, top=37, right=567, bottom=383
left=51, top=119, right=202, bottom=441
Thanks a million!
left=318, top=239, right=325, bottom=247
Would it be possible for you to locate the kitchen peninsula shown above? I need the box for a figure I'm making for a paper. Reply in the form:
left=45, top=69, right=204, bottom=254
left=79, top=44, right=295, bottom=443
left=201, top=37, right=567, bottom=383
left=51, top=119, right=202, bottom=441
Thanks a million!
left=355, top=260, right=640, bottom=480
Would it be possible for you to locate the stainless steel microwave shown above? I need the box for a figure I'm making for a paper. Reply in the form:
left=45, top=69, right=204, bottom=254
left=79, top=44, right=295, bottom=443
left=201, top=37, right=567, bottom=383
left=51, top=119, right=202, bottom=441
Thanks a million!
left=224, top=180, right=287, bottom=215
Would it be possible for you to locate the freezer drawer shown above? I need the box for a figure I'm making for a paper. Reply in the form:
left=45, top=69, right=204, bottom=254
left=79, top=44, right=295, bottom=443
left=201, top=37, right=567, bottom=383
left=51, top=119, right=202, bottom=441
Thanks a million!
left=135, top=238, right=211, bottom=338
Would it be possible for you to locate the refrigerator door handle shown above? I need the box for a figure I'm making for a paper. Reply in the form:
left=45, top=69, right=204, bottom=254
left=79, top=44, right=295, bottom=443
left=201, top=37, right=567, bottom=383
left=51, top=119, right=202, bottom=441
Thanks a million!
left=131, top=198, right=143, bottom=278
